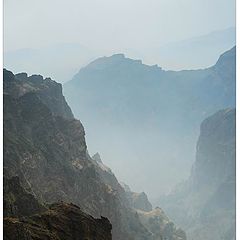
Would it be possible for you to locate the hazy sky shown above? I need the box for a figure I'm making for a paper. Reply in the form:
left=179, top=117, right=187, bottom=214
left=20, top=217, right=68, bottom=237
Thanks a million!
left=4, top=0, right=235, bottom=52
left=3, top=0, right=236, bottom=197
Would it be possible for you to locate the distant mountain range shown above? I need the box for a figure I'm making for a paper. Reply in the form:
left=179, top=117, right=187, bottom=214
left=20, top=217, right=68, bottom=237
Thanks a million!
left=145, top=27, right=235, bottom=70
left=4, top=27, right=235, bottom=83
left=64, top=46, right=236, bottom=196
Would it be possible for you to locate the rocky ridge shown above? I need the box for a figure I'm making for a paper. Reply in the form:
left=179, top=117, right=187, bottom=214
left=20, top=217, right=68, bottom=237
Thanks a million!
left=4, top=69, right=186, bottom=240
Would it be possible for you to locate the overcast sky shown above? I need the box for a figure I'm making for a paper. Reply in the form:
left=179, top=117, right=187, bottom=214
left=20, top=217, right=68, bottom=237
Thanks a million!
left=4, top=0, right=235, bottom=53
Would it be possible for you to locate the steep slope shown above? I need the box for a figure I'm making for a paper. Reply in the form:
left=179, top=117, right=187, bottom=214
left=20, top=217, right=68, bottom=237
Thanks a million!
left=158, top=109, right=236, bottom=240
left=4, top=69, right=185, bottom=240
left=4, top=176, right=46, bottom=218
left=92, top=154, right=186, bottom=240
left=128, top=192, right=153, bottom=212
left=4, top=203, right=112, bottom=240
left=120, top=182, right=152, bottom=212
left=63, top=47, right=236, bottom=195
left=137, top=207, right=187, bottom=240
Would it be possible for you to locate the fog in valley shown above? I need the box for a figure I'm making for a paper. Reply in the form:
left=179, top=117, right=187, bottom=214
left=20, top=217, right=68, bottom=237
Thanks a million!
left=3, top=1, right=236, bottom=239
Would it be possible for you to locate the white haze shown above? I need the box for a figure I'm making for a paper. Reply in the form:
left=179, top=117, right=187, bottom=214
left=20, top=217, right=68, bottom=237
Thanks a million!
left=4, top=0, right=235, bottom=51
left=4, top=0, right=236, bottom=198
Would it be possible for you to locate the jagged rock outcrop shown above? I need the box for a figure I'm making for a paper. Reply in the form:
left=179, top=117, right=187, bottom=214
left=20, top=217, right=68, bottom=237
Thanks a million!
left=4, top=202, right=112, bottom=240
left=121, top=183, right=152, bottom=212
left=159, top=108, right=236, bottom=240
left=4, top=69, right=185, bottom=240
left=4, top=70, right=74, bottom=119
left=137, top=207, right=187, bottom=240
left=4, top=176, right=112, bottom=240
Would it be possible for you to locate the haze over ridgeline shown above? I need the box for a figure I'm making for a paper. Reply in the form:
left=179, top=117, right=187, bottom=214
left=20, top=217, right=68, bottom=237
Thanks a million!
left=64, top=46, right=236, bottom=197
left=3, top=0, right=236, bottom=239
left=4, top=27, right=235, bottom=83
left=3, top=46, right=236, bottom=239
left=4, top=0, right=235, bottom=82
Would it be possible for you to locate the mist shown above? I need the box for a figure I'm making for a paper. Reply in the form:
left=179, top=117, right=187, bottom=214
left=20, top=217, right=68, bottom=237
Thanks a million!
left=4, top=0, right=236, bottom=196
left=3, top=1, right=236, bottom=239
left=4, top=0, right=235, bottom=82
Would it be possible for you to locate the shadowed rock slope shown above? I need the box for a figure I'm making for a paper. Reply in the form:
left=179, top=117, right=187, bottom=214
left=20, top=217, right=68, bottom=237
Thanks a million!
left=4, top=176, right=112, bottom=240
left=4, top=69, right=185, bottom=240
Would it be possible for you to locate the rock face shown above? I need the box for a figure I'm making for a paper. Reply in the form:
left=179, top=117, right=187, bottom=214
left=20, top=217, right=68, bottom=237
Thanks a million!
left=128, top=192, right=153, bottom=212
left=4, top=176, right=111, bottom=240
left=4, top=176, right=46, bottom=218
left=137, top=207, right=187, bottom=240
left=119, top=182, right=186, bottom=240
left=159, top=109, right=236, bottom=240
left=4, top=70, right=74, bottom=119
left=4, top=202, right=112, bottom=240
left=3, top=69, right=185, bottom=240
left=63, top=47, right=236, bottom=194
left=122, top=184, right=152, bottom=212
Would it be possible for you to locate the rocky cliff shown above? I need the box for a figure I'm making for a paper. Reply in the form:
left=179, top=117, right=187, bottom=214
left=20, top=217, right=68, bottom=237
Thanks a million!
left=4, top=176, right=112, bottom=240
left=159, top=109, right=236, bottom=240
left=4, top=69, right=185, bottom=240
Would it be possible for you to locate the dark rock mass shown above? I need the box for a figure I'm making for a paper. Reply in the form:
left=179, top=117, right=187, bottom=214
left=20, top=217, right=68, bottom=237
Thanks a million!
left=3, top=69, right=186, bottom=240
left=4, top=176, right=111, bottom=240
left=4, top=202, right=112, bottom=240
left=4, top=176, right=46, bottom=218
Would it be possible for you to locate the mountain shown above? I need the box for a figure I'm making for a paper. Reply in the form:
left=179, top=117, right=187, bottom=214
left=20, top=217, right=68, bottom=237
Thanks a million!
left=145, top=27, right=236, bottom=70
left=157, top=109, right=236, bottom=240
left=63, top=46, right=236, bottom=196
left=4, top=28, right=235, bottom=82
left=3, top=69, right=185, bottom=240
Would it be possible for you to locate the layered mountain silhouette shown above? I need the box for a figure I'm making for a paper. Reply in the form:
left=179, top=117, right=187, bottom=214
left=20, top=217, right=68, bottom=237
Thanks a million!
left=3, top=69, right=185, bottom=240
left=64, top=46, right=236, bottom=195
left=4, top=28, right=235, bottom=82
